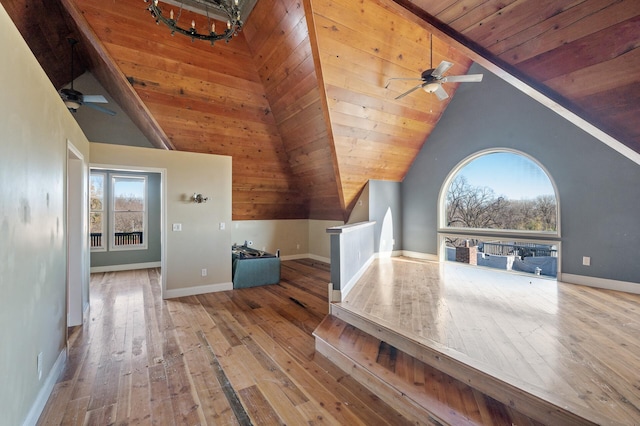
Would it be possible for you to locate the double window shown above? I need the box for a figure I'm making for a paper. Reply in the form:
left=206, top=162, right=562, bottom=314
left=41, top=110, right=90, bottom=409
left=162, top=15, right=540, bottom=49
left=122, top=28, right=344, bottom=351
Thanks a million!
left=90, top=172, right=148, bottom=251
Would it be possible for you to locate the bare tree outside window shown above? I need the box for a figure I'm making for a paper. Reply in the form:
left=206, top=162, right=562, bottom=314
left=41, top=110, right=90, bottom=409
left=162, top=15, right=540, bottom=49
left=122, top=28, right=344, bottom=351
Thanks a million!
left=445, top=152, right=557, bottom=235
left=90, top=173, right=105, bottom=248
left=112, top=176, right=146, bottom=247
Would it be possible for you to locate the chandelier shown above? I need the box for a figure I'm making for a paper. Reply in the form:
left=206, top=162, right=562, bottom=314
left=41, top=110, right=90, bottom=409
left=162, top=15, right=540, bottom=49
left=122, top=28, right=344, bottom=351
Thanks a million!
left=144, top=0, right=243, bottom=45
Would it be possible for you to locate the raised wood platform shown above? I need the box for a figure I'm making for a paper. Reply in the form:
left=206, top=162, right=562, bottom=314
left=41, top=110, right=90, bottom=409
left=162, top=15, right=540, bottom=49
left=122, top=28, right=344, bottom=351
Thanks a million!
left=315, top=257, right=640, bottom=426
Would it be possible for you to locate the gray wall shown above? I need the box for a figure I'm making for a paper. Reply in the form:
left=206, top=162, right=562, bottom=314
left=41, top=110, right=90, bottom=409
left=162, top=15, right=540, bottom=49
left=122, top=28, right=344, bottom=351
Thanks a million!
left=69, top=72, right=154, bottom=148
left=369, top=180, right=402, bottom=253
left=402, top=63, right=640, bottom=285
left=90, top=171, right=162, bottom=267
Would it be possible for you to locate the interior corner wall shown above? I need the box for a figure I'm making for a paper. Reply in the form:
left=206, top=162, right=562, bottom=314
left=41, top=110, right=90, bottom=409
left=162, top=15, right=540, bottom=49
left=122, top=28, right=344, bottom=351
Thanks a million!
left=347, top=181, right=370, bottom=224
left=230, top=219, right=342, bottom=261
left=309, top=219, right=344, bottom=260
left=231, top=219, right=309, bottom=257
left=0, top=3, right=91, bottom=424
left=369, top=180, right=402, bottom=254
left=402, top=62, right=640, bottom=285
left=89, top=142, right=233, bottom=294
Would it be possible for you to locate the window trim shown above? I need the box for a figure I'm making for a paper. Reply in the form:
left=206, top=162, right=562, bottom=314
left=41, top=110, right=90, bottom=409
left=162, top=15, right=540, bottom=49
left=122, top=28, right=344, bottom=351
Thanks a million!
left=89, top=171, right=106, bottom=252
left=108, top=174, right=148, bottom=252
left=437, top=148, right=561, bottom=276
left=438, top=148, right=561, bottom=238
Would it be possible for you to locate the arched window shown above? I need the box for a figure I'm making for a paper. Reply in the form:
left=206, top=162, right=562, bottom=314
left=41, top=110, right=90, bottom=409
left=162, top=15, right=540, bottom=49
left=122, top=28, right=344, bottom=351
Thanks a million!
left=439, top=150, right=560, bottom=277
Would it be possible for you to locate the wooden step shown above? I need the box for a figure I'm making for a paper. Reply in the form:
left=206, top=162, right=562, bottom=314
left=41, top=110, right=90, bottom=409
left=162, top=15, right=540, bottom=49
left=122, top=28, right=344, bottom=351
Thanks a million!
left=314, top=312, right=596, bottom=426
left=315, top=315, right=482, bottom=425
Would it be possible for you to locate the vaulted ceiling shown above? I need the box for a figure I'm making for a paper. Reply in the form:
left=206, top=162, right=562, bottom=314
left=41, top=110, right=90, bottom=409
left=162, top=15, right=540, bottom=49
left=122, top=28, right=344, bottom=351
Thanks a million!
left=3, top=0, right=639, bottom=221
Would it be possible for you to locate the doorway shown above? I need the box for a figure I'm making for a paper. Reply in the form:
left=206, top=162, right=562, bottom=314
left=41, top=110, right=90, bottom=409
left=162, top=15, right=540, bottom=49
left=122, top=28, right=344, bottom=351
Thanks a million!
left=67, top=142, right=87, bottom=327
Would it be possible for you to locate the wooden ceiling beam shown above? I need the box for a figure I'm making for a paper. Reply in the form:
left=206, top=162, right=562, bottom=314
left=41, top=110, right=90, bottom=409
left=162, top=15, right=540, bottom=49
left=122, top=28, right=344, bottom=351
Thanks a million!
left=389, top=0, right=640, bottom=164
left=59, top=0, right=174, bottom=150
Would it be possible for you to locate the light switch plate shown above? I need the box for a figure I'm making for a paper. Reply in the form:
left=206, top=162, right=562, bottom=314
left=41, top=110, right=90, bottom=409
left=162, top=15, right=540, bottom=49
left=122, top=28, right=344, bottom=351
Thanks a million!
left=172, top=223, right=182, bottom=231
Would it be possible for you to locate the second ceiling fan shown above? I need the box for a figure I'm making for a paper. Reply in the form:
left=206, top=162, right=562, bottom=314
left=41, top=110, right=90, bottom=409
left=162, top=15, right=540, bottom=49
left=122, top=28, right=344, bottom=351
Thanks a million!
left=60, top=38, right=116, bottom=116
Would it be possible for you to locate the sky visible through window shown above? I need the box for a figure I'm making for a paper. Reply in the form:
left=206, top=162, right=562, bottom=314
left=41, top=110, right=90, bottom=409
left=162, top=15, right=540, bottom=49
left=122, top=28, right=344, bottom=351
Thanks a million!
left=114, top=178, right=145, bottom=199
left=458, top=152, right=554, bottom=200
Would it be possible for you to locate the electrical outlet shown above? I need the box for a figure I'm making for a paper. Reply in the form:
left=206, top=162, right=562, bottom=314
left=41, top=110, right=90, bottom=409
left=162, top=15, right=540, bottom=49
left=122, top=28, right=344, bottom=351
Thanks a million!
left=296, top=243, right=300, bottom=250
left=582, top=256, right=591, bottom=266
left=201, top=269, right=207, bottom=277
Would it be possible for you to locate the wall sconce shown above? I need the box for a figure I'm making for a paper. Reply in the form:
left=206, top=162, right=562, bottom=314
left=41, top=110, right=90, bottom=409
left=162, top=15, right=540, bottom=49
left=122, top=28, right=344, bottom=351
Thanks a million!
left=192, top=193, right=209, bottom=203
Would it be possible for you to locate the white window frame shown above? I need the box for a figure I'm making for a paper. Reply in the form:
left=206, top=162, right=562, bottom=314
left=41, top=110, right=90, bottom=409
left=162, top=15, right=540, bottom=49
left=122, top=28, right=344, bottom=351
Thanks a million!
left=438, top=148, right=560, bottom=238
left=109, top=174, right=148, bottom=251
left=89, top=172, right=106, bottom=252
left=437, top=148, right=562, bottom=275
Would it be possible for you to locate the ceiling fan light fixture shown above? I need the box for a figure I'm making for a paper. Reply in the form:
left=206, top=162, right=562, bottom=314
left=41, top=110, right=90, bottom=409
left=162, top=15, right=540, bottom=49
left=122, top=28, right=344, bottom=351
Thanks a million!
left=64, top=100, right=81, bottom=111
left=144, top=0, right=244, bottom=46
left=422, top=82, right=440, bottom=93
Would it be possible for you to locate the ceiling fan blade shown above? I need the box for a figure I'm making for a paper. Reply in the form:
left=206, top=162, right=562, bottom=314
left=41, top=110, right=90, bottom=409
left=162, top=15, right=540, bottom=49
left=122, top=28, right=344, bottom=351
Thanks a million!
left=443, top=74, right=484, bottom=83
left=431, top=61, right=453, bottom=78
left=395, top=83, right=425, bottom=100
left=84, top=102, right=117, bottom=116
left=384, top=77, right=424, bottom=89
left=434, top=85, right=449, bottom=101
left=81, top=94, right=108, bottom=103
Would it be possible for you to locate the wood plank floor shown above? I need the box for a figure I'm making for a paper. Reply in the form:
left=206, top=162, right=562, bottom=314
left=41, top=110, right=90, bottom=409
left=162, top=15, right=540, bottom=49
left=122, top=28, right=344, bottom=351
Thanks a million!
left=37, top=260, right=414, bottom=425
left=339, top=257, right=640, bottom=425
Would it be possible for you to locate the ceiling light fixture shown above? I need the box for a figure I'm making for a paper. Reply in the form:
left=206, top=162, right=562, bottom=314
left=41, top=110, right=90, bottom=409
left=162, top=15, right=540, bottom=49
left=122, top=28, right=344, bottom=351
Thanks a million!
left=144, top=0, right=243, bottom=45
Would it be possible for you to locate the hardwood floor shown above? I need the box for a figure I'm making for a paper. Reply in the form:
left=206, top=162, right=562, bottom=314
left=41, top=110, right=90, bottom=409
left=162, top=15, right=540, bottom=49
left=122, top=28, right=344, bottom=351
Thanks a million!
left=38, top=258, right=640, bottom=425
left=337, top=257, right=640, bottom=425
left=38, top=260, right=413, bottom=425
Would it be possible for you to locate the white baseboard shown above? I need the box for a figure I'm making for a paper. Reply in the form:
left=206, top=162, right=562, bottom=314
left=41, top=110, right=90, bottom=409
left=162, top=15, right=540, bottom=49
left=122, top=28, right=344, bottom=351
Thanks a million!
left=278, top=253, right=331, bottom=263
left=90, top=261, right=161, bottom=273
left=83, top=302, right=90, bottom=324
left=280, top=253, right=310, bottom=261
left=23, top=349, right=66, bottom=426
left=375, top=250, right=403, bottom=258
left=402, top=250, right=439, bottom=261
left=560, top=273, right=640, bottom=294
left=308, top=253, right=330, bottom=263
left=335, top=255, right=374, bottom=302
left=163, top=281, right=233, bottom=299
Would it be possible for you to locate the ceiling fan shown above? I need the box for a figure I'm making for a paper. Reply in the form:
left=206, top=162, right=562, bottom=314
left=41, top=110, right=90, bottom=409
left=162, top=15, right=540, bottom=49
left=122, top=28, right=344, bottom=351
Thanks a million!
left=60, top=38, right=116, bottom=116
left=384, top=35, right=483, bottom=101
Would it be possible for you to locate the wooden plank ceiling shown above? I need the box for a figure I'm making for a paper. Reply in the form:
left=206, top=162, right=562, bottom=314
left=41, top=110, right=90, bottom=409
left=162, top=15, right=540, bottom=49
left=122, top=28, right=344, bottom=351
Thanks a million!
left=3, top=0, right=639, bottom=221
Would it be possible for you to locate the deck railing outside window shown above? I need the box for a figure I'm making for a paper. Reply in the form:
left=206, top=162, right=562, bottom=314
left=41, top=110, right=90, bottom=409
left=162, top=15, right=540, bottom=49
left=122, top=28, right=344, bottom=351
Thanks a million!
left=481, top=241, right=557, bottom=258
left=90, top=232, right=143, bottom=248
